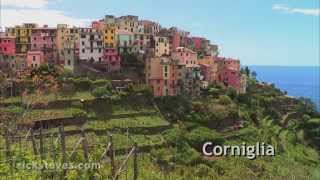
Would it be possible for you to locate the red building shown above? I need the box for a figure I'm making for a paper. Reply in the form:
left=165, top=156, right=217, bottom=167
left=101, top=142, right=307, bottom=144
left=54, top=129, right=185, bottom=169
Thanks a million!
left=103, top=48, right=121, bottom=72
left=0, top=33, right=16, bottom=56
left=191, top=37, right=203, bottom=50
left=216, top=57, right=241, bottom=91
left=27, top=51, right=44, bottom=68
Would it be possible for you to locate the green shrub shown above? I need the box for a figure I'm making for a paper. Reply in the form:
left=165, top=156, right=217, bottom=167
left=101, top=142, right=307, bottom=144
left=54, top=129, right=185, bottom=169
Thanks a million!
left=208, top=88, right=220, bottom=97
left=73, top=78, right=92, bottom=91
left=218, top=95, right=232, bottom=105
left=92, top=79, right=110, bottom=88
left=162, top=128, right=183, bottom=145
left=185, top=127, right=224, bottom=149
left=226, top=87, right=238, bottom=100
left=92, top=87, right=112, bottom=98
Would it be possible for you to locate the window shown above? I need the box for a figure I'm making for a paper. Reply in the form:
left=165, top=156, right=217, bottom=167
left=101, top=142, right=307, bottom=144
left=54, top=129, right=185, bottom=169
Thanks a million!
left=98, top=49, right=101, bottom=53
left=165, top=80, right=167, bottom=85
left=81, top=34, right=86, bottom=38
left=33, top=56, right=36, bottom=61
left=67, top=60, right=71, bottom=65
left=91, top=49, right=93, bottom=53
left=99, top=57, right=102, bottom=62
left=68, top=50, right=71, bottom=54
left=82, top=41, right=85, bottom=45
left=82, top=49, right=85, bottom=53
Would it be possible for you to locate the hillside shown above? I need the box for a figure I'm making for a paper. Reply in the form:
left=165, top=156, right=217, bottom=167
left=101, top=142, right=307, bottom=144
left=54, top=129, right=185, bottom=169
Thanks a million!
left=0, top=71, right=319, bottom=179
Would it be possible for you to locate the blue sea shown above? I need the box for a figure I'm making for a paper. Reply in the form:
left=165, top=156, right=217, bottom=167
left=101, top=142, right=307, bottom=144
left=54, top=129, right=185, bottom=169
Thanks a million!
left=248, top=66, right=320, bottom=111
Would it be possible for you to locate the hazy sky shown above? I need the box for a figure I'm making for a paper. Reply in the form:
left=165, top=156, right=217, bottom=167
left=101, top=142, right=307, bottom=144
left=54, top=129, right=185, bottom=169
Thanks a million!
left=1, top=0, right=319, bottom=66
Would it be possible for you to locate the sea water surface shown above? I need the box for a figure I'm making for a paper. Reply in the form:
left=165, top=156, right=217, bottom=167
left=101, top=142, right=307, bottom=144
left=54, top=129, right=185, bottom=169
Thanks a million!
left=248, top=66, right=320, bottom=110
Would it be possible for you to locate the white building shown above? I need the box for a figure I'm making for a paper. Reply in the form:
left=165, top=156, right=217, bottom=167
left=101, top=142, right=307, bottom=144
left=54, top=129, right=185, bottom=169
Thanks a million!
left=79, top=28, right=103, bottom=62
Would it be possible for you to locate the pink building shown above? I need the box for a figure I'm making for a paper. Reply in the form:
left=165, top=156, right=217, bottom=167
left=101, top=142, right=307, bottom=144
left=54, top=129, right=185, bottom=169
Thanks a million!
left=146, top=57, right=189, bottom=97
left=216, top=57, right=241, bottom=91
left=31, top=26, right=56, bottom=63
left=103, top=48, right=121, bottom=72
left=191, top=37, right=203, bottom=50
left=92, top=20, right=105, bottom=30
left=0, top=33, right=16, bottom=56
left=27, top=51, right=44, bottom=68
left=171, top=47, right=198, bottom=67
left=171, top=32, right=181, bottom=52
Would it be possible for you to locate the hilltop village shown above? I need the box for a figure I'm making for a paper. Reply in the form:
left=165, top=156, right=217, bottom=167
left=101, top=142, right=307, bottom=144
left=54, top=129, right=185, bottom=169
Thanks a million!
left=0, top=15, right=246, bottom=96
left=0, top=15, right=320, bottom=180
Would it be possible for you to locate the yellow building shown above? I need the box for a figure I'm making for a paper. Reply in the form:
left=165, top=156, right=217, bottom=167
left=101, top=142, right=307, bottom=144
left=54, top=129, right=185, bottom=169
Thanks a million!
left=104, top=15, right=117, bottom=48
left=103, top=25, right=116, bottom=48
left=6, top=23, right=37, bottom=53
left=56, top=24, right=79, bottom=62
left=154, top=36, right=169, bottom=57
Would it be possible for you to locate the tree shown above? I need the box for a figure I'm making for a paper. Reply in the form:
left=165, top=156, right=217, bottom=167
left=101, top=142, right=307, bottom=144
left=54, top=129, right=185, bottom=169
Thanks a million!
left=251, top=71, right=257, bottom=79
left=297, top=97, right=317, bottom=116
left=244, top=66, right=250, bottom=77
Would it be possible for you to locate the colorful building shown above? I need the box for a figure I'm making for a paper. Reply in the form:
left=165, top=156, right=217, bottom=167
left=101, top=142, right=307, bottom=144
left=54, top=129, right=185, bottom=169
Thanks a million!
left=216, top=57, right=241, bottom=91
left=154, top=36, right=169, bottom=57
left=56, top=24, right=79, bottom=63
left=103, top=48, right=121, bottom=72
left=56, top=24, right=68, bottom=62
left=142, top=20, right=161, bottom=36
left=171, top=47, right=198, bottom=67
left=0, top=33, right=16, bottom=56
left=9, top=54, right=27, bottom=72
left=198, top=55, right=218, bottom=84
left=104, top=15, right=117, bottom=48
left=116, top=30, right=134, bottom=54
left=63, top=34, right=78, bottom=71
left=6, top=23, right=37, bottom=54
left=116, top=15, right=139, bottom=33
left=146, top=57, right=185, bottom=96
left=79, top=28, right=103, bottom=62
left=191, top=37, right=203, bottom=50
left=31, top=25, right=56, bottom=64
left=27, top=51, right=44, bottom=68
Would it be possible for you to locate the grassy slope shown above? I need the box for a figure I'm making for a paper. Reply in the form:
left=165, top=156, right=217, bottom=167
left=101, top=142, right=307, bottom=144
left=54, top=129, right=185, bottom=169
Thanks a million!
left=0, top=87, right=319, bottom=179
